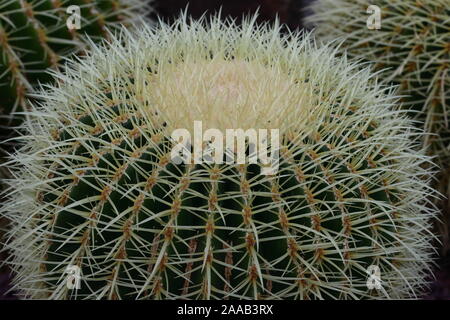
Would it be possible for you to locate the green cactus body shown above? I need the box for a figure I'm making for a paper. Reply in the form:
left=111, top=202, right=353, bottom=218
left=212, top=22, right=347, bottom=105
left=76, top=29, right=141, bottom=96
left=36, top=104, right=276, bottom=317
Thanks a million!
left=0, top=0, right=146, bottom=123
left=1, top=16, right=437, bottom=299
left=307, top=0, right=450, bottom=193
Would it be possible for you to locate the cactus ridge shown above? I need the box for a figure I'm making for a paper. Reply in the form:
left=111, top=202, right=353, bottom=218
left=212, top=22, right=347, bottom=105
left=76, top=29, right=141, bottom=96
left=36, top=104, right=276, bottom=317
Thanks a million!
left=0, top=0, right=146, bottom=123
left=308, top=0, right=450, bottom=170
left=1, top=16, right=438, bottom=299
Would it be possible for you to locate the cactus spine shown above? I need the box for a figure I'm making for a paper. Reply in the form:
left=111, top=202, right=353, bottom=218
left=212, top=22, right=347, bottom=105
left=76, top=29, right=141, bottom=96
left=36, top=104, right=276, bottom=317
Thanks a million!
left=0, top=0, right=147, bottom=125
left=307, top=0, right=450, bottom=242
left=1, top=16, right=438, bottom=299
left=308, top=0, right=449, bottom=162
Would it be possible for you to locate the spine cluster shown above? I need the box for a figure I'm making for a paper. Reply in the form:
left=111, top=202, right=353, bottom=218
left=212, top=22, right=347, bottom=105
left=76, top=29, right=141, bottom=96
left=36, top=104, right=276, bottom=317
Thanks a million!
left=0, top=0, right=146, bottom=124
left=308, top=0, right=450, bottom=179
left=1, top=17, right=438, bottom=299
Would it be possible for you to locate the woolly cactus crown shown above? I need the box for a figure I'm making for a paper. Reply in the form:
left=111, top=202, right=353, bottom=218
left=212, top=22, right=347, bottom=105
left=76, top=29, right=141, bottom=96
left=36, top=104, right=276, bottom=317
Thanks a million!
left=1, top=15, right=438, bottom=300
left=307, top=0, right=450, bottom=167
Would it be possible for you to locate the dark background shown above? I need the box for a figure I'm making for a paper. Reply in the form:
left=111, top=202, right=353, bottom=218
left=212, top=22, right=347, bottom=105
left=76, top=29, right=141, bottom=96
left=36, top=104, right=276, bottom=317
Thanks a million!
left=148, top=0, right=311, bottom=31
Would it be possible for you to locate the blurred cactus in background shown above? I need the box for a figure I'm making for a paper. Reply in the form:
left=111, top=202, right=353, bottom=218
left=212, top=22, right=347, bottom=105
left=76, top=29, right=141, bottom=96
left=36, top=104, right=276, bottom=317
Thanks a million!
left=308, top=0, right=450, bottom=257
left=0, top=0, right=147, bottom=127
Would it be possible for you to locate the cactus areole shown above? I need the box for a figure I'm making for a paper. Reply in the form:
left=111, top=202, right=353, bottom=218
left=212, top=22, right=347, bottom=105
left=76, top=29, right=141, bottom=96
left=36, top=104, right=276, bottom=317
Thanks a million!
left=308, top=0, right=450, bottom=177
left=0, top=0, right=146, bottom=123
left=1, top=16, right=437, bottom=299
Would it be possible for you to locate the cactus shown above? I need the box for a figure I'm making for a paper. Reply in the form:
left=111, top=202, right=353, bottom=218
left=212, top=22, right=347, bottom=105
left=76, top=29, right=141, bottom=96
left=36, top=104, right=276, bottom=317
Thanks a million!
left=307, top=0, right=450, bottom=229
left=0, top=0, right=147, bottom=125
left=307, top=0, right=449, bottom=163
left=1, top=16, right=438, bottom=300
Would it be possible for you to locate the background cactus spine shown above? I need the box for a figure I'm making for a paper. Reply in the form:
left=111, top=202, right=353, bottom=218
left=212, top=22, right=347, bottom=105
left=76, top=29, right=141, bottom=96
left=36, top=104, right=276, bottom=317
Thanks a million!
left=306, top=0, right=450, bottom=254
left=0, top=0, right=148, bottom=125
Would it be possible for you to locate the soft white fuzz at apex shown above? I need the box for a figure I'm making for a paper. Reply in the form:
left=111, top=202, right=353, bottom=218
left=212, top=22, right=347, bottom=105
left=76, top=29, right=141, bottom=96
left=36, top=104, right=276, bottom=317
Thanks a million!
left=1, top=15, right=438, bottom=299
left=307, top=0, right=450, bottom=169
left=149, top=59, right=305, bottom=133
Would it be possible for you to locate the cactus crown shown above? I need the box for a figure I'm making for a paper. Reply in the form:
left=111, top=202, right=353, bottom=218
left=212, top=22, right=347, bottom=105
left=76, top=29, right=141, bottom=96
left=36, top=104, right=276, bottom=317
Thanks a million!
left=307, top=0, right=450, bottom=167
left=0, top=0, right=147, bottom=123
left=1, top=15, right=438, bottom=299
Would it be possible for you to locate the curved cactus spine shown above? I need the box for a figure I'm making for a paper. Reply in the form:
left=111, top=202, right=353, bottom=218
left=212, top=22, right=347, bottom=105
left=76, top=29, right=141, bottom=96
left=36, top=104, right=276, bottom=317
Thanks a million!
left=307, top=0, right=450, bottom=226
left=1, top=16, right=438, bottom=299
left=0, top=0, right=147, bottom=125
left=307, top=0, right=449, bottom=155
